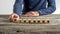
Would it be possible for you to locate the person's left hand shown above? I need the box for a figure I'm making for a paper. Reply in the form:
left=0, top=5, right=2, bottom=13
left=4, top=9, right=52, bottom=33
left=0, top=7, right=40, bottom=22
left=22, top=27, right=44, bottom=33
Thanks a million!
left=25, top=11, right=39, bottom=16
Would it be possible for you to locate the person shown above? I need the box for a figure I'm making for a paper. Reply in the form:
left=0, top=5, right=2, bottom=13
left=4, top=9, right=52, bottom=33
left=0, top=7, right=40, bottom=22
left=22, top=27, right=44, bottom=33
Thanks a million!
left=9, top=0, right=56, bottom=21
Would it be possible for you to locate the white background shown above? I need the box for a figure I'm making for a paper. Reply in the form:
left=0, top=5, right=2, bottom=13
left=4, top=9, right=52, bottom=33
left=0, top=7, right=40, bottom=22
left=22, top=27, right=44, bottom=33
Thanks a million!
left=0, top=0, right=60, bottom=15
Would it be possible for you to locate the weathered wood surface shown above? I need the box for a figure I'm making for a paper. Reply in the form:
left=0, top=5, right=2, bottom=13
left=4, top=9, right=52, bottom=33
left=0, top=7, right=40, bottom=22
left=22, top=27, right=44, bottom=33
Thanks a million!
left=0, top=14, right=60, bottom=34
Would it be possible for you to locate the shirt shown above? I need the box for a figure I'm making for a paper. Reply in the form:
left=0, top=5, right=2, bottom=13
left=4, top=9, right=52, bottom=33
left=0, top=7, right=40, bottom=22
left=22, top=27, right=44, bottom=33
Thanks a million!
left=13, top=0, right=56, bottom=15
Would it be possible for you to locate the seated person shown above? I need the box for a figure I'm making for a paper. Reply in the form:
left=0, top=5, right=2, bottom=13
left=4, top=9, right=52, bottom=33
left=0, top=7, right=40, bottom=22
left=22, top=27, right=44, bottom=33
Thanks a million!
left=9, top=0, right=56, bottom=21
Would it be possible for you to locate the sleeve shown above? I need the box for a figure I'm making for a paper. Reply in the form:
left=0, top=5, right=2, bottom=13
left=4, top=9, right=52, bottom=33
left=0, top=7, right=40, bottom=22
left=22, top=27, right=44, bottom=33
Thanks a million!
left=39, top=0, right=56, bottom=15
left=13, top=0, right=23, bottom=15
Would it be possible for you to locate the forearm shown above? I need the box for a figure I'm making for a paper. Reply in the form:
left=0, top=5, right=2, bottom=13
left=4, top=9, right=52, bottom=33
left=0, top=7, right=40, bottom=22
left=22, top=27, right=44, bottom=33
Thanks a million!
left=39, top=0, right=56, bottom=15
left=13, top=0, right=23, bottom=15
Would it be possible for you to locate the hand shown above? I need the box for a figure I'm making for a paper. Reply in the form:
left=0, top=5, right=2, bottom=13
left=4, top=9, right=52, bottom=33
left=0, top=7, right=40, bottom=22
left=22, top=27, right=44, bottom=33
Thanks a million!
left=9, top=13, right=19, bottom=22
left=25, top=11, right=39, bottom=16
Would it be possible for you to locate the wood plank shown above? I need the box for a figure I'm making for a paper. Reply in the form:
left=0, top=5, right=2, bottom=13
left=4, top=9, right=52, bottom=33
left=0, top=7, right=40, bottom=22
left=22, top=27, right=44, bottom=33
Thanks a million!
left=0, top=14, right=60, bottom=34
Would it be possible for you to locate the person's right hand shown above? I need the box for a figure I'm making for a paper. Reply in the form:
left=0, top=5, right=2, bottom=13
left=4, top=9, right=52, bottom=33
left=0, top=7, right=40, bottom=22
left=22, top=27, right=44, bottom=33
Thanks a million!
left=9, top=13, right=19, bottom=22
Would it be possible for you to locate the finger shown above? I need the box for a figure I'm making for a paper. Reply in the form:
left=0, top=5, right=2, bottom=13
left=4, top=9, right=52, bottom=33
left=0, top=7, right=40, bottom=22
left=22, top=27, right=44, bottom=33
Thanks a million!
left=28, top=12, right=34, bottom=15
left=13, top=15, right=18, bottom=18
left=25, top=13, right=33, bottom=16
left=9, top=16, right=13, bottom=22
left=11, top=14, right=18, bottom=19
left=31, top=12, right=39, bottom=16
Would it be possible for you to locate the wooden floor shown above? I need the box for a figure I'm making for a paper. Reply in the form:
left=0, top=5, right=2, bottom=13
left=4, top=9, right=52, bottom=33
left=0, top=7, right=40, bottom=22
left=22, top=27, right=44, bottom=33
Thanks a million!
left=0, top=14, right=60, bottom=34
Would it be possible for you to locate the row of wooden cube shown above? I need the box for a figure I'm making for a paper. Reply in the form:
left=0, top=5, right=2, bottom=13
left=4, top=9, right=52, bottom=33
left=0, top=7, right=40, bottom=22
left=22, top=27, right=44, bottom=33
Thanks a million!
left=13, top=19, right=50, bottom=24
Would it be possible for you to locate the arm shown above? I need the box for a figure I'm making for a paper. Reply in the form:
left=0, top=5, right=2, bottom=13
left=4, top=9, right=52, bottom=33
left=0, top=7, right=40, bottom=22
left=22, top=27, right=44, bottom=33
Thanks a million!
left=13, top=0, right=23, bottom=15
left=39, top=0, right=56, bottom=15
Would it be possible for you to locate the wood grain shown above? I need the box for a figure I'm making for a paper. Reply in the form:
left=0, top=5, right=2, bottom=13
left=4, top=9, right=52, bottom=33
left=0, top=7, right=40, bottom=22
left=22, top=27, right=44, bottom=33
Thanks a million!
left=0, top=14, right=60, bottom=34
